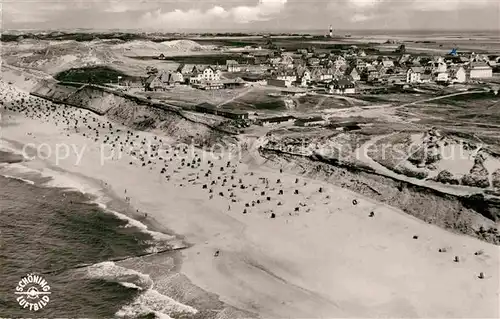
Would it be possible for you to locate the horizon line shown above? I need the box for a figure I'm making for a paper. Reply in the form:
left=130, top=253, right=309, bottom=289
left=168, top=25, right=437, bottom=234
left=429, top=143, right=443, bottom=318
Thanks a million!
left=4, top=28, right=499, bottom=33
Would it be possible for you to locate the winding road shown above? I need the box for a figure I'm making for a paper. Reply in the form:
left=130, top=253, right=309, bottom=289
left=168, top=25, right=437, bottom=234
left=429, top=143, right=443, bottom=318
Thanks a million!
left=355, top=133, right=485, bottom=197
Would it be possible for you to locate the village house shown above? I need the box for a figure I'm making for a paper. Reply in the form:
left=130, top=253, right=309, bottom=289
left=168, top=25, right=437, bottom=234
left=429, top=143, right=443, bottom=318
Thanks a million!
left=195, top=103, right=249, bottom=120
left=193, top=82, right=224, bottom=90
left=222, top=78, right=246, bottom=89
left=469, top=62, right=493, bottom=79
left=275, top=70, right=297, bottom=82
left=421, top=72, right=432, bottom=83
left=226, top=60, right=241, bottom=72
left=362, top=65, right=380, bottom=82
left=310, top=68, right=333, bottom=82
left=376, top=65, right=389, bottom=76
left=406, top=66, right=424, bottom=83
left=295, top=116, right=327, bottom=127
left=448, top=66, right=467, bottom=83
left=177, top=63, right=195, bottom=75
left=329, top=78, right=356, bottom=95
left=426, top=61, right=447, bottom=74
left=381, top=60, right=395, bottom=68
left=435, top=72, right=449, bottom=83
left=332, top=56, right=348, bottom=70
left=296, top=68, right=312, bottom=87
left=144, top=74, right=164, bottom=91
left=189, top=65, right=221, bottom=84
left=257, top=115, right=296, bottom=126
left=345, top=67, right=361, bottom=82
left=331, top=67, right=345, bottom=79
left=355, top=59, right=368, bottom=70
left=144, top=70, right=181, bottom=91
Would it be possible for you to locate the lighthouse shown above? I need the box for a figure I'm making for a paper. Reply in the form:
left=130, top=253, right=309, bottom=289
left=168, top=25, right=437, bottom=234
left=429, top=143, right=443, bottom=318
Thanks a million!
left=329, top=25, right=333, bottom=38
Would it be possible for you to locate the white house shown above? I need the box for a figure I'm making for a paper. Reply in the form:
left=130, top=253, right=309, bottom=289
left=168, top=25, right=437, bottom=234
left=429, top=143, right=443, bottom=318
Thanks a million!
left=426, top=61, right=447, bottom=74
left=190, top=66, right=221, bottom=84
left=329, top=78, right=355, bottom=95
left=469, top=62, right=493, bottom=79
left=345, top=67, right=361, bottom=82
left=275, top=72, right=297, bottom=82
left=406, top=67, right=423, bottom=83
left=435, top=72, right=449, bottom=82
left=296, top=68, right=311, bottom=87
left=381, top=60, right=395, bottom=68
left=449, top=66, right=466, bottom=83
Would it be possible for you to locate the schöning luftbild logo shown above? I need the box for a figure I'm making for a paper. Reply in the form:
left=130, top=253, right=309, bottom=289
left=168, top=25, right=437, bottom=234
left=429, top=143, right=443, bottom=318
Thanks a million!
left=14, top=273, right=52, bottom=311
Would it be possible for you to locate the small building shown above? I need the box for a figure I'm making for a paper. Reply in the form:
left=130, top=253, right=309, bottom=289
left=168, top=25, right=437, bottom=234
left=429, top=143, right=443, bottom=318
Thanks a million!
left=193, top=81, right=224, bottom=90
left=222, top=78, right=246, bottom=89
left=296, top=68, right=312, bottom=87
left=469, top=62, right=493, bottom=79
left=345, top=67, right=360, bottom=82
left=242, top=74, right=267, bottom=83
left=226, top=60, right=241, bottom=72
left=435, top=72, right=449, bottom=83
left=362, top=65, right=380, bottom=82
left=449, top=66, right=466, bottom=83
left=190, top=65, right=221, bottom=84
left=195, top=103, right=249, bottom=120
left=144, top=74, right=164, bottom=91
left=420, top=72, right=432, bottom=83
left=381, top=60, right=395, bottom=68
left=406, top=67, right=423, bottom=83
left=311, top=68, right=333, bottom=82
left=329, top=78, right=355, bottom=95
left=275, top=71, right=297, bottom=83
left=295, top=116, right=327, bottom=127
left=257, top=115, right=296, bottom=126
left=144, top=72, right=175, bottom=91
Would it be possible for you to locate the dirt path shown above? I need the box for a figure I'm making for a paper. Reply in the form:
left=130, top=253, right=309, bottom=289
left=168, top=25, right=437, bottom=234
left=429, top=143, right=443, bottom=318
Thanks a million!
left=397, top=90, right=487, bottom=108
left=356, top=134, right=484, bottom=196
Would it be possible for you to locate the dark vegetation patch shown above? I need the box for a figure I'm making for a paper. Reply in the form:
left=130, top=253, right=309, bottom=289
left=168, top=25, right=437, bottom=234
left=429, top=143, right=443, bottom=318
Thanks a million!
left=55, top=66, right=141, bottom=85
left=433, top=91, right=497, bottom=105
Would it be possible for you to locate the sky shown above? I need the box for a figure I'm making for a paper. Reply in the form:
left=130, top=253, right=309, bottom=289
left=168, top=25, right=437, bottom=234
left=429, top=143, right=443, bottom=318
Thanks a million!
left=2, top=0, right=499, bottom=31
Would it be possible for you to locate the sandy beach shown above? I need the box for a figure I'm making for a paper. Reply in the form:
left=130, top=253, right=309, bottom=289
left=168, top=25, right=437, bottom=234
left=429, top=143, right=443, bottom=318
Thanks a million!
left=1, top=78, right=499, bottom=318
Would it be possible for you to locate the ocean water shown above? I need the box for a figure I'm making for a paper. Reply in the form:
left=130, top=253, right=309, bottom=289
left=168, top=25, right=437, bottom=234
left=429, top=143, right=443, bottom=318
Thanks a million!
left=0, top=153, right=161, bottom=317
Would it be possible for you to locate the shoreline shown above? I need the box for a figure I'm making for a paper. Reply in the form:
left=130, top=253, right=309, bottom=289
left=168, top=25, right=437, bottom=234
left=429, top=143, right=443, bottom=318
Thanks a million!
left=2, top=79, right=499, bottom=318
